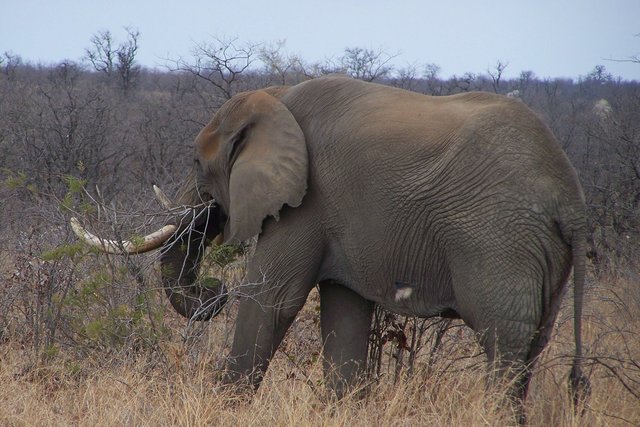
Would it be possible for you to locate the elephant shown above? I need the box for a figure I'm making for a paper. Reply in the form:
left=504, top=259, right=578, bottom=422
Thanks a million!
left=71, top=75, right=589, bottom=417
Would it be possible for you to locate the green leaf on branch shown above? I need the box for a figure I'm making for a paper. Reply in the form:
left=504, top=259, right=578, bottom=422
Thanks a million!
left=41, top=242, right=86, bottom=261
left=200, top=276, right=223, bottom=290
left=207, top=244, right=243, bottom=267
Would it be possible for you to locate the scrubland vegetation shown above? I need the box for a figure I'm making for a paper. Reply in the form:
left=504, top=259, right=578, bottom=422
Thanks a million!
left=0, top=33, right=638, bottom=425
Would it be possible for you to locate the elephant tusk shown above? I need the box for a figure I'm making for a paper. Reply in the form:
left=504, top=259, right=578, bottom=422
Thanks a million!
left=70, top=217, right=177, bottom=254
left=153, top=185, right=175, bottom=209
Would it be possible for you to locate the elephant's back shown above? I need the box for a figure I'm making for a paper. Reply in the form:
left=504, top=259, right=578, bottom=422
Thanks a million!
left=286, top=76, right=584, bottom=229
left=450, top=94, right=584, bottom=210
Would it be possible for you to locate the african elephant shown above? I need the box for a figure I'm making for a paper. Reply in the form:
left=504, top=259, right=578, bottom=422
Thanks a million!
left=72, top=75, right=588, bottom=413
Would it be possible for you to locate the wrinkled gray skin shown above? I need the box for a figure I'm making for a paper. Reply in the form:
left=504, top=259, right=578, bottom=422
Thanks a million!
left=160, top=76, right=588, bottom=415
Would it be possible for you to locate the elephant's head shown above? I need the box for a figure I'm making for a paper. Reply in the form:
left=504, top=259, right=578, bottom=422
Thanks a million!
left=161, top=88, right=308, bottom=319
left=70, top=87, right=308, bottom=321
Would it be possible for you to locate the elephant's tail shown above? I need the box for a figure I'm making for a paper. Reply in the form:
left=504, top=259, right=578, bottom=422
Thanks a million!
left=569, top=226, right=590, bottom=408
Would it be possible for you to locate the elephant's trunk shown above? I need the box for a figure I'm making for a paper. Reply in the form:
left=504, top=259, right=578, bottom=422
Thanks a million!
left=160, top=202, right=228, bottom=321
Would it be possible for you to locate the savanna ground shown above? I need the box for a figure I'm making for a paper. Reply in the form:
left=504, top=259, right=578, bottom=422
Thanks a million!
left=0, top=264, right=639, bottom=426
left=1, top=35, right=639, bottom=425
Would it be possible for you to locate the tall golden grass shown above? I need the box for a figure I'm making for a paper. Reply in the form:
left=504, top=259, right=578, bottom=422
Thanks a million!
left=1, top=274, right=638, bottom=426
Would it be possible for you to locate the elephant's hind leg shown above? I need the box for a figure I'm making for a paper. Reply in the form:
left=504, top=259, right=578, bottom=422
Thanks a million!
left=452, top=259, right=544, bottom=421
left=319, top=281, right=374, bottom=399
left=475, top=314, right=539, bottom=424
left=479, top=316, right=537, bottom=387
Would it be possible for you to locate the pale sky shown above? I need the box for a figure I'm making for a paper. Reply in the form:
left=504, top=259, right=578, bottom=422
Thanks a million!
left=1, top=0, right=639, bottom=80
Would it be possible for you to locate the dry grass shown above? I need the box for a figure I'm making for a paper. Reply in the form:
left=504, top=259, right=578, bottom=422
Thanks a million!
left=0, top=274, right=638, bottom=426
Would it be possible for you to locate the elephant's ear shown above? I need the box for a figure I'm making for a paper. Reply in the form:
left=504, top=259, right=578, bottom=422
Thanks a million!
left=226, top=91, right=308, bottom=243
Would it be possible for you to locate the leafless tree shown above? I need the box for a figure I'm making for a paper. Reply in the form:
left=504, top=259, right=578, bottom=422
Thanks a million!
left=587, top=65, right=613, bottom=84
left=393, top=62, right=419, bottom=91
left=171, top=37, right=260, bottom=104
left=85, top=30, right=116, bottom=76
left=85, top=27, right=141, bottom=93
left=259, top=40, right=308, bottom=86
left=115, top=27, right=141, bottom=93
left=424, top=63, right=442, bottom=95
left=448, top=72, right=477, bottom=93
left=488, top=60, right=509, bottom=93
left=339, top=47, right=398, bottom=82
left=517, top=70, right=535, bottom=101
left=1, top=51, right=22, bottom=80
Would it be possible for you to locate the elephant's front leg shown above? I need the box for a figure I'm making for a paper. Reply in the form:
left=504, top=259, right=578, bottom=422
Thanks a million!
left=319, top=281, right=374, bottom=398
left=225, top=271, right=316, bottom=389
